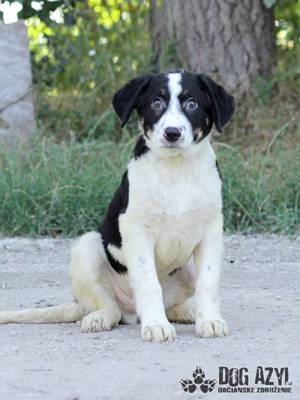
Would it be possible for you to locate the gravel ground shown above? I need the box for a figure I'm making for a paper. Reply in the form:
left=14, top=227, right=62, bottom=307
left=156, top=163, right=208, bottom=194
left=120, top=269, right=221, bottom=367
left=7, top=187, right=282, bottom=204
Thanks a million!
left=0, top=235, right=299, bottom=400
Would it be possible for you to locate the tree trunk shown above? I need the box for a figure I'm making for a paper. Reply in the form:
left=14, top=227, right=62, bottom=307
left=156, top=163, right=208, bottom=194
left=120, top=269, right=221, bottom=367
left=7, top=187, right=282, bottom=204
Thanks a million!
left=150, top=0, right=276, bottom=96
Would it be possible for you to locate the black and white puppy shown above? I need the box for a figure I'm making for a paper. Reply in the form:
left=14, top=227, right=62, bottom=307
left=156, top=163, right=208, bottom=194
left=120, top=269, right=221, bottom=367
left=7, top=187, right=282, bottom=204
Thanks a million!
left=0, top=71, right=234, bottom=342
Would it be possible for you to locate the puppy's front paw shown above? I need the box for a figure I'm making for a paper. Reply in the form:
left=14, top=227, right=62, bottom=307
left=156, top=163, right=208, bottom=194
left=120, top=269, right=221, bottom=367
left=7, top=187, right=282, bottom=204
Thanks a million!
left=196, top=318, right=228, bottom=338
left=141, top=322, right=176, bottom=342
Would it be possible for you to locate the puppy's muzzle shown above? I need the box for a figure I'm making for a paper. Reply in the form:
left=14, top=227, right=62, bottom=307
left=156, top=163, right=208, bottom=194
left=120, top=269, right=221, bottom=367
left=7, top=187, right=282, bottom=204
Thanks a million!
left=164, top=127, right=181, bottom=143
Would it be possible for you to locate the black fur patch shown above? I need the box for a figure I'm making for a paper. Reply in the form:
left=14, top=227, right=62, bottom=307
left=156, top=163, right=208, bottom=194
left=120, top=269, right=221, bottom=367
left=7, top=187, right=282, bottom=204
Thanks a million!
left=113, top=75, right=151, bottom=127
left=216, top=160, right=222, bottom=181
left=98, top=172, right=129, bottom=274
left=198, top=74, right=235, bottom=133
left=133, top=135, right=149, bottom=159
left=136, top=74, right=170, bottom=132
left=98, top=137, right=150, bottom=274
left=179, top=71, right=214, bottom=140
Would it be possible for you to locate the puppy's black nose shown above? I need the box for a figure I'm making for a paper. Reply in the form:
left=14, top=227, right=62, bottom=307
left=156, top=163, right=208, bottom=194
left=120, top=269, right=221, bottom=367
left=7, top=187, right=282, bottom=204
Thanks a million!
left=164, top=127, right=181, bottom=142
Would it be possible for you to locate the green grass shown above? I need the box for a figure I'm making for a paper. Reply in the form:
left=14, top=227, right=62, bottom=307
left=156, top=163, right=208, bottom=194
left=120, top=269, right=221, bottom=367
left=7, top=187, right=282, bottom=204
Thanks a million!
left=0, top=136, right=299, bottom=237
left=219, top=145, right=300, bottom=234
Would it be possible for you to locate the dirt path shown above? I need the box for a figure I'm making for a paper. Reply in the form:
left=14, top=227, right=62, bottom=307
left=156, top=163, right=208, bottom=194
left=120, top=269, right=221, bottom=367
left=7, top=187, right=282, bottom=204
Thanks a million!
left=0, top=235, right=299, bottom=400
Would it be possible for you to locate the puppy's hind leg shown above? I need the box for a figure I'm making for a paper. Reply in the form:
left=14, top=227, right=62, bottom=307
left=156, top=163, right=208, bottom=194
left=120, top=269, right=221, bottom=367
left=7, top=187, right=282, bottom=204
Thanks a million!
left=164, top=261, right=196, bottom=324
left=70, top=232, right=121, bottom=332
left=166, top=298, right=195, bottom=324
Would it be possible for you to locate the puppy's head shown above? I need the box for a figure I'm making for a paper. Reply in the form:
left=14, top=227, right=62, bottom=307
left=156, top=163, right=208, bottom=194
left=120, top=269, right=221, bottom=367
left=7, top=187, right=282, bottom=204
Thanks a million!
left=113, top=71, right=234, bottom=156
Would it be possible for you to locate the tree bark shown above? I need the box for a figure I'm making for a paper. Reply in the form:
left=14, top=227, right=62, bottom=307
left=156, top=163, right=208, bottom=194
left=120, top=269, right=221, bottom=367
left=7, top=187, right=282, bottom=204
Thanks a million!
left=150, top=0, right=276, bottom=96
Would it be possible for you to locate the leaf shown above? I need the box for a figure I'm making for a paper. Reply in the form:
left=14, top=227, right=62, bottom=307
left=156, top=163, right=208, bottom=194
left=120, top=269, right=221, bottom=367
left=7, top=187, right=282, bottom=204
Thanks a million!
left=263, top=0, right=276, bottom=8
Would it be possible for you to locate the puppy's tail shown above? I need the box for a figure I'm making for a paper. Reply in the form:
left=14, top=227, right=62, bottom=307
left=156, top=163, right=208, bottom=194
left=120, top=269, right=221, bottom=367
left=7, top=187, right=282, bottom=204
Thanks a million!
left=0, top=303, right=84, bottom=324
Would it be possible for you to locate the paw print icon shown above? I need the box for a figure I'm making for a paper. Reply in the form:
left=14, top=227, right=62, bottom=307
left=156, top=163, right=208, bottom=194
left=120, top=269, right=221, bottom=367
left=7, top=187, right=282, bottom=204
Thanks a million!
left=180, top=366, right=216, bottom=394
left=180, top=379, right=197, bottom=393
left=193, top=366, right=206, bottom=384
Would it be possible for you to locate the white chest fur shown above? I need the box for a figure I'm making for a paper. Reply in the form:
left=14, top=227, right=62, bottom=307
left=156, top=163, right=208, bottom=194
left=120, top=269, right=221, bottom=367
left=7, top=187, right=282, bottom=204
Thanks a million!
left=122, top=138, right=222, bottom=277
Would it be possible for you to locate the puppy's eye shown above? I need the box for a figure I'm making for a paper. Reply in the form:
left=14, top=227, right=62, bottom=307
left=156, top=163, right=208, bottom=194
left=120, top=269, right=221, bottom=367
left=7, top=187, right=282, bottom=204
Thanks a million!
left=183, top=98, right=198, bottom=112
left=151, top=97, right=165, bottom=111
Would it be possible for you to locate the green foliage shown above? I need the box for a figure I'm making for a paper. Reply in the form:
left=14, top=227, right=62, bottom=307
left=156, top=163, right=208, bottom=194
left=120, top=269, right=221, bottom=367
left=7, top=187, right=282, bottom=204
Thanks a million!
left=261, top=0, right=300, bottom=48
left=0, top=135, right=299, bottom=237
left=23, top=0, right=151, bottom=140
left=0, top=0, right=65, bottom=22
left=275, top=0, right=300, bottom=48
left=253, top=76, right=276, bottom=105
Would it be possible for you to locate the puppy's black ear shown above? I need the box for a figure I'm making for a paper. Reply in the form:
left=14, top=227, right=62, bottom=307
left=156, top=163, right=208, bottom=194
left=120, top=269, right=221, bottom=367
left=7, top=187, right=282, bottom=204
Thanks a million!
left=199, top=74, right=235, bottom=133
left=112, top=75, right=150, bottom=127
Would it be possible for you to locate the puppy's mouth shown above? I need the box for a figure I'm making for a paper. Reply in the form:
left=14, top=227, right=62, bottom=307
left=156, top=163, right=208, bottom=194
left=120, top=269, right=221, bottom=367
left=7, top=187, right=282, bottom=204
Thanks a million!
left=160, top=138, right=184, bottom=149
left=163, top=143, right=180, bottom=148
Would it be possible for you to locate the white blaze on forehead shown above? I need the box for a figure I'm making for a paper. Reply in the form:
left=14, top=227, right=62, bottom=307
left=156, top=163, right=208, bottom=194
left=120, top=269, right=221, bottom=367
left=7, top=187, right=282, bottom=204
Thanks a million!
left=148, top=71, right=195, bottom=152
left=167, top=73, right=182, bottom=112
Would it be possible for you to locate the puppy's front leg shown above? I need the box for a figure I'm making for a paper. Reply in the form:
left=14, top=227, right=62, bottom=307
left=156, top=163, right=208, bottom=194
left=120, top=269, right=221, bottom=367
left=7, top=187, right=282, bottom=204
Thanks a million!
left=193, top=214, right=228, bottom=338
left=120, top=218, right=176, bottom=342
